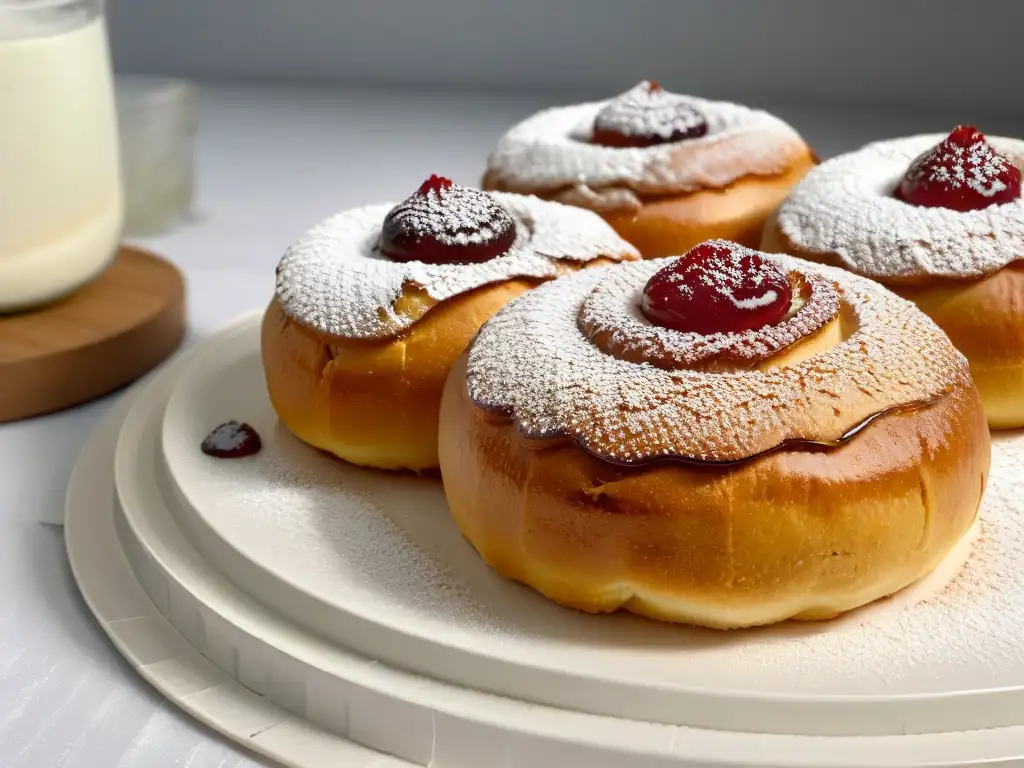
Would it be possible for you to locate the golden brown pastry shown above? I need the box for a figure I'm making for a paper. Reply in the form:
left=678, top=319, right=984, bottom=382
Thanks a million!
left=262, top=175, right=638, bottom=471
left=483, top=81, right=816, bottom=258
left=763, top=126, right=1024, bottom=428
left=439, top=240, right=990, bottom=629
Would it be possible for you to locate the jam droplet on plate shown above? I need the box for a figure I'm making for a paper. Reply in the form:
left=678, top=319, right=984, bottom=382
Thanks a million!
left=896, top=125, right=1022, bottom=212
left=201, top=421, right=262, bottom=459
left=640, top=241, right=793, bottom=335
left=591, top=80, right=709, bottom=149
left=379, top=175, right=517, bottom=265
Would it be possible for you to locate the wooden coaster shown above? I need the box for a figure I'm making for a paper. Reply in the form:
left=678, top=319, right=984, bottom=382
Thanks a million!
left=0, top=245, right=186, bottom=423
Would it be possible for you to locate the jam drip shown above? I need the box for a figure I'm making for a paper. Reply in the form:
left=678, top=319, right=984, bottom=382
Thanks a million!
left=640, top=241, right=793, bottom=335
left=201, top=421, right=262, bottom=459
left=591, top=81, right=708, bottom=149
left=379, top=175, right=517, bottom=265
left=500, top=396, right=939, bottom=469
left=896, top=125, right=1022, bottom=212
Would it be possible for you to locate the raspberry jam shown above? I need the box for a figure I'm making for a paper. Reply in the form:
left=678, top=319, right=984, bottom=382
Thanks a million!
left=896, top=126, right=1022, bottom=212
left=201, top=421, right=262, bottom=459
left=379, top=175, right=517, bottom=265
left=591, top=81, right=708, bottom=149
left=640, top=242, right=793, bottom=335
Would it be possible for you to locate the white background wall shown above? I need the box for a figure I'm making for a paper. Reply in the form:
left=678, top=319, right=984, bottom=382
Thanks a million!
left=108, top=0, right=1024, bottom=109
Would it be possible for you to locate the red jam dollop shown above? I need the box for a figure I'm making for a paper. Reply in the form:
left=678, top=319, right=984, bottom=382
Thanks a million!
left=379, top=175, right=517, bottom=265
left=640, top=242, right=793, bottom=335
left=896, top=125, right=1022, bottom=212
left=201, top=421, right=262, bottom=459
left=591, top=80, right=708, bottom=149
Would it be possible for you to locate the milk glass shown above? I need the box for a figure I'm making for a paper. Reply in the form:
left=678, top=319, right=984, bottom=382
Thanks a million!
left=0, top=0, right=123, bottom=311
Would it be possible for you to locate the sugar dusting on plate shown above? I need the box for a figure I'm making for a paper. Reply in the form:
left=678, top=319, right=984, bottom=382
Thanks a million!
left=206, top=413, right=1024, bottom=694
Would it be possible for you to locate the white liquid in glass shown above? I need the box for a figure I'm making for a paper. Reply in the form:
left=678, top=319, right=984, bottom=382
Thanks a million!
left=0, top=7, right=123, bottom=310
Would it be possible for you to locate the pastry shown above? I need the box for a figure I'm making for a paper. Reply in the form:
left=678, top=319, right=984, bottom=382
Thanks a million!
left=763, top=125, right=1024, bottom=428
left=438, top=240, right=989, bottom=629
left=261, top=175, right=638, bottom=471
left=482, top=81, right=816, bottom=258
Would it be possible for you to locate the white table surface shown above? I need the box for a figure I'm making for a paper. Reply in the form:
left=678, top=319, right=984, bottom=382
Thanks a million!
left=2, top=82, right=1024, bottom=767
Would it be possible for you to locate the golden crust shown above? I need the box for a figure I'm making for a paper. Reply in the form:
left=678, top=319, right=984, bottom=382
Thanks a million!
left=763, top=214, right=1024, bottom=429
left=487, top=150, right=816, bottom=259
left=260, top=249, right=635, bottom=471
left=602, top=154, right=816, bottom=258
left=261, top=279, right=536, bottom=472
left=465, top=252, right=972, bottom=465
left=439, top=353, right=990, bottom=629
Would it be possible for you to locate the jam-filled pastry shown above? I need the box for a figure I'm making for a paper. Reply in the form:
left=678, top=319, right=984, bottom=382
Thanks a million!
left=482, top=81, right=816, bottom=259
left=261, top=175, right=638, bottom=472
left=763, top=126, right=1024, bottom=428
left=438, top=240, right=989, bottom=629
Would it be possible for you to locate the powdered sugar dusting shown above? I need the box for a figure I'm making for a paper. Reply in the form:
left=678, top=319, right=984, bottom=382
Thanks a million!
left=467, top=253, right=969, bottom=463
left=171, top=318, right=1024, bottom=701
left=218, top=421, right=495, bottom=627
left=274, top=192, right=638, bottom=339
left=592, top=81, right=707, bottom=143
left=213, top=398, right=1024, bottom=698
left=640, top=241, right=794, bottom=333
left=384, top=181, right=514, bottom=248
left=777, top=134, right=1024, bottom=280
left=712, top=432, right=1023, bottom=690
left=218, top=410, right=1024, bottom=697
left=677, top=245, right=780, bottom=303
left=581, top=257, right=840, bottom=370
left=905, top=128, right=1014, bottom=198
left=484, top=95, right=807, bottom=205
left=733, top=291, right=777, bottom=310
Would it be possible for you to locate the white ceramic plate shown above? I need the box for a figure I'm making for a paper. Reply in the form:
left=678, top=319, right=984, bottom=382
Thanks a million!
left=63, top=322, right=413, bottom=767
left=157, top=314, right=1024, bottom=737
left=68, top=311, right=1024, bottom=766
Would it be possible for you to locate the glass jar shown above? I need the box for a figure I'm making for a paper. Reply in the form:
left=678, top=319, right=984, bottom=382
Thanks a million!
left=0, top=0, right=123, bottom=311
left=117, top=75, right=197, bottom=237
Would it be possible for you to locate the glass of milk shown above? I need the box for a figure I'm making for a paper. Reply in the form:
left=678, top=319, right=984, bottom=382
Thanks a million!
left=0, top=0, right=123, bottom=312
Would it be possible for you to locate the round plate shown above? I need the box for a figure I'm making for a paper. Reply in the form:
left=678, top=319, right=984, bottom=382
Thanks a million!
left=0, top=245, right=186, bottom=422
left=68, top=311, right=1024, bottom=767
left=152, top=313, right=1024, bottom=738
left=63, top=334, right=416, bottom=768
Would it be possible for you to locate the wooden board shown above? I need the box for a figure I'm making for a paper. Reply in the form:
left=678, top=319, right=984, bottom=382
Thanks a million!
left=0, top=245, right=186, bottom=423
